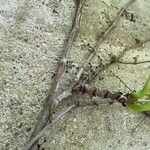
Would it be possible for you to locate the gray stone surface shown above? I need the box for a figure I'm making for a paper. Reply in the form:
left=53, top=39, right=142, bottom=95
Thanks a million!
left=0, top=0, right=150, bottom=150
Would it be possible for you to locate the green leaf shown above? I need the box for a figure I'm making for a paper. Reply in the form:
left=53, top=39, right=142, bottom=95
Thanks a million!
left=130, top=76, right=150, bottom=100
left=127, top=101, right=150, bottom=112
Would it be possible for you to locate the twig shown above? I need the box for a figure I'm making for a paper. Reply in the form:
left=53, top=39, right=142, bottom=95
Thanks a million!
left=26, top=1, right=86, bottom=149
left=90, top=38, right=150, bottom=85
left=56, top=0, right=136, bottom=103
left=116, top=60, right=150, bottom=65
left=25, top=0, right=136, bottom=149
left=54, top=0, right=86, bottom=95
left=117, top=39, right=150, bottom=61
left=24, top=104, right=76, bottom=150
left=131, top=115, right=147, bottom=134
left=94, top=0, right=136, bottom=48
left=75, top=51, right=96, bottom=82
left=74, top=83, right=127, bottom=103
left=109, top=70, right=133, bottom=91
left=77, top=0, right=136, bottom=79
left=75, top=83, right=138, bottom=105
left=131, top=111, right=150, bottom=133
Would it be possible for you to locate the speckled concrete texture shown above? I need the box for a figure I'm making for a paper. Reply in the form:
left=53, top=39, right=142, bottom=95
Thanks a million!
left=0, top=0, right=150, bottom=150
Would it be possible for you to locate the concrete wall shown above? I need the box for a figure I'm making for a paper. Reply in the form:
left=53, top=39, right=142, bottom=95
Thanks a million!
left=0, top=0, right=150, bottom=149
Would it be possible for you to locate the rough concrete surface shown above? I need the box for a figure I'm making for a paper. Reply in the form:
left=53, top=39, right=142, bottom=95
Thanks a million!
left=0, top=0, right=150, bottom=150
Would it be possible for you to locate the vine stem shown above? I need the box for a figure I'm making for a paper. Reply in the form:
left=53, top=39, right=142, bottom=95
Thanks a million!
left=26, top=1, right=86, bottom=149
left=24, top=105, right=76, bottom=150
left=74, top=83, right=132, bottom=104
left=25, top=0, right=136, bottom=149
left=55, top=0, right=136, bottom=103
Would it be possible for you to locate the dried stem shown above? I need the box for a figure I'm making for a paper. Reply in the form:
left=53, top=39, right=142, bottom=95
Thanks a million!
left=117, top=39, right=150, bottom=61
left=131, top=115, right=147, bottom=134
left=94, top=0, right=136, bottom=50
left=24, top=104, right=76, bottom=150
left=56, top=0, right=136, bottom=103
left=116, top=60, right=150, bottom=65
left=130, top=111, right=150, bottom=133
left=75, top=83, right=138, bottom=106
left=26, top=1, right=86, bottom=149
left=109, top=70, right=133, bottom=91
left=74, top=83, right=125, bottom=103
left=76, top=0, right=136, bottom=81
left=90, top=38, right=150, bottom=86
left=54, top=0, right=86, bottom=94
left=25, top=0, right=137, bottom=149
left=75, top=51, right=96, bottom=82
